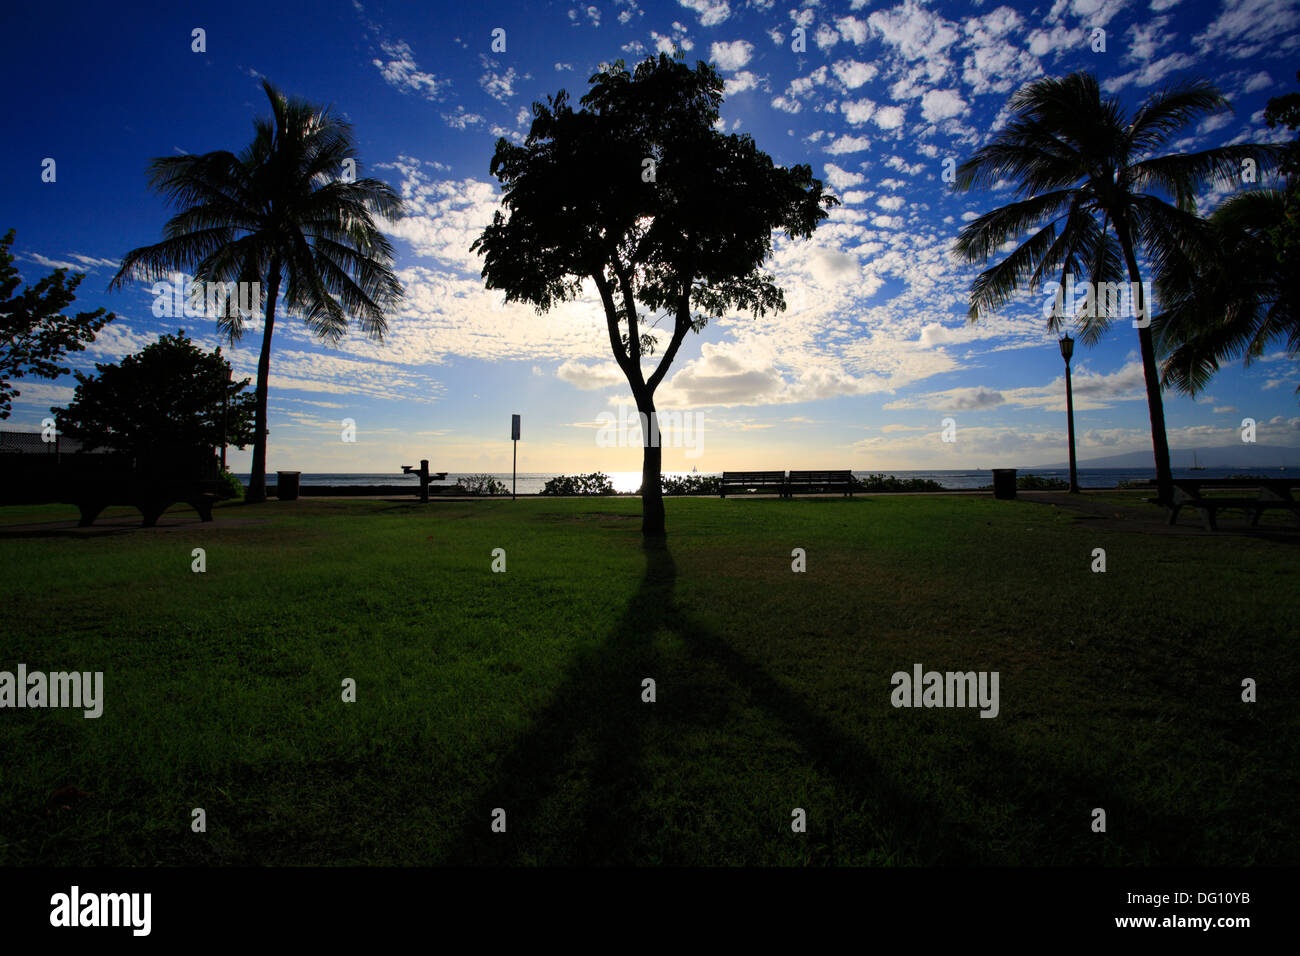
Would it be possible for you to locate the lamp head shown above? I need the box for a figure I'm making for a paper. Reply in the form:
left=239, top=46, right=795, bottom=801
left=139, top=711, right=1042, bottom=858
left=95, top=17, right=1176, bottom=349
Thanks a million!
left=1059, top=334, right=1074, bottom=362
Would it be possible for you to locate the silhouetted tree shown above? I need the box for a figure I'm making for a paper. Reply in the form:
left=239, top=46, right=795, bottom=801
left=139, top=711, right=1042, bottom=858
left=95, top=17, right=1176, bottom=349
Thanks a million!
left=1155, top=73, right=1300, bottom=398
left=0, top=229, right=113, bottom=419
left=55, top=331, right=255, bottom=456
left=473, top=55, right=835, bottom=536
left=111, top=79, right=404, bottom=502
left=954, top=73, right=1276, bottom=503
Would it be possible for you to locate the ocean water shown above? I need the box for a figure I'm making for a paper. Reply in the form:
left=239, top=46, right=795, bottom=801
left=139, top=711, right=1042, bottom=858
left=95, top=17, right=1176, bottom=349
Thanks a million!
left=240, top=466, right=1291, bottom=495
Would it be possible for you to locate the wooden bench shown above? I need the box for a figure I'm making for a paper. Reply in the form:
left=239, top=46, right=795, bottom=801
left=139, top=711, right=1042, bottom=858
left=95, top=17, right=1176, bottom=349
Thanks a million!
left=1166, top=478, right=1300, bottom=531
left=787, top=469, right=855, bottom=497
left=719, top=471, right=787, bottom=497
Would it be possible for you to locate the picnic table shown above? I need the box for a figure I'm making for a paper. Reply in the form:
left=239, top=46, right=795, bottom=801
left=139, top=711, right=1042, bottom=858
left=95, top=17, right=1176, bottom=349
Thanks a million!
left=0, top=448, right=223, bottom=527
left=1163, top=477, right=1300, bottom=531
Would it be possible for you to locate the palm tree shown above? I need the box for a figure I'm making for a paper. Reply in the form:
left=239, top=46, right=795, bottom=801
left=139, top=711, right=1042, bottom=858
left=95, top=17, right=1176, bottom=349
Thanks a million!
left=953, top=72, right=1276, bottom=503
left=1154, top=189, right=1299, bottom=397
left=111, top=79, right=405, bottom=502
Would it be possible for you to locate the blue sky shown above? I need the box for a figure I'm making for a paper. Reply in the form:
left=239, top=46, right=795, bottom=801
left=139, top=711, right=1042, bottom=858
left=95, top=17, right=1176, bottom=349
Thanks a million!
left=3, top=0, right=1298, bottom=473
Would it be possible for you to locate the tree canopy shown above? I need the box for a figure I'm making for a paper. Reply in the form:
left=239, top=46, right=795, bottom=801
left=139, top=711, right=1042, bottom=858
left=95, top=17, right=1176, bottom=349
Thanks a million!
left=55, top=331, right=255, bottom=456
left=0, top=228, right=114, bottom=420
left=473, top=54, right=836, bottom=535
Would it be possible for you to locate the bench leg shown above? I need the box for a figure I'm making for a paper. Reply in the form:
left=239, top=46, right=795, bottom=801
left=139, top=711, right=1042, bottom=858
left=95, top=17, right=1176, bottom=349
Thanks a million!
left=138, top=500, right=170, bottom=527
left=76, top=501, right=106, bottom=527
left=1167, top=504, right=1181, bottom=526
left=190, top=497, right=215, bottom=522
left=1198, top=507, right=1217, bottom=532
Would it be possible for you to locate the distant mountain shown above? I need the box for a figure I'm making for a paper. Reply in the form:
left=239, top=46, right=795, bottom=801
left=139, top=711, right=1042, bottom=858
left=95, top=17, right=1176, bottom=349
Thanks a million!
left=1025, top=444, right=1297, bottom=470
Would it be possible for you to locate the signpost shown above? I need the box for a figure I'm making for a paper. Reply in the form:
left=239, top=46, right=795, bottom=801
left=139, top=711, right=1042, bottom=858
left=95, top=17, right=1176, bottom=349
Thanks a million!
left=511, top=414, right=520, bottom=501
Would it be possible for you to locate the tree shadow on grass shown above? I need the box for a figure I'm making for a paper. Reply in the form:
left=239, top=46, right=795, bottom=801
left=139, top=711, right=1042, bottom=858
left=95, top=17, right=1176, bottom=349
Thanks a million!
left=440, top=535, right=672, bottom=864
left=439, top=536, right=972, bottom=865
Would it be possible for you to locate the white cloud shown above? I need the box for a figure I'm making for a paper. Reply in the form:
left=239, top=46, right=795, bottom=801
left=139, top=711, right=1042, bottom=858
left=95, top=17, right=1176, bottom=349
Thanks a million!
left=920, top=88, right=967, bottom=123
left=651, top=22, right=695, bottom=54
left=823, top=163, right=865, bottom=191
left=724, top=71, right=762, bottom=95
left=1102, top=52, right=1197, bottom=92
left=677, top=0, right=730, bottom=27
left=558, top=359, right=625, bottom=390
left=840, top=97, right=876, bottom=125
left=480, top=60, right=527, bottom=103
left=815, top=23, right=841, bottom=51
left=874, top=105, right=906, bottom=130
left=831, top=59, right=878, bottom=90
left=1195, top=0, right=1300, bottom=59
left=836, top=15, right=869, bottom=45
left=442, top=106, right=484, bottom=129
left=372, top=39, right=449, bottom=101
left=826, top=134, right=873, bottom=154
left=710, top=38, right=754, bottom=71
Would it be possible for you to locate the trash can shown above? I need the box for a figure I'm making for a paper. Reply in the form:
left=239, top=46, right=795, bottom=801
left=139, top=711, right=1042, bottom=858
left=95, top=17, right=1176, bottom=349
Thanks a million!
left=276, top=471, right=301, bottom=501
left=992, top=468, right=1017, bottom=500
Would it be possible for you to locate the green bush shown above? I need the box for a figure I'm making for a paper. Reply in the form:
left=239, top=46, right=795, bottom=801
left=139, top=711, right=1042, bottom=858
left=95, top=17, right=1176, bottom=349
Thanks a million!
left=1016, top=473, right=1069, bottom=490
left=852, top=473, right=945, bottom=493
left=456, top=474, right=508, bottom=496
left=645, top=473, right=722, bottom=495
left=976, top=473, right=1070, bottom=491
left=217, top=468, right=244, bottom=500
left=540, top=473, right=616, bottom=496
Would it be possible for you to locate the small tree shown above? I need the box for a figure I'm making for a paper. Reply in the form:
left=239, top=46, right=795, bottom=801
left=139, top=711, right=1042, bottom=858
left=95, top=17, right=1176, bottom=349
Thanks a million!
left=0, top=228, right=114, bottom=419
left=54, top=331, right=255, bottom=457
left=473, top=55, right=835, bottom=536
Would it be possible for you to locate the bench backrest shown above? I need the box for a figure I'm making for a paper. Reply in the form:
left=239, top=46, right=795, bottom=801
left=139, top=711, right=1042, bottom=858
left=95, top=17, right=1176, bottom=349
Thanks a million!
left=1172, top=478, right=1299, bottom=491
left=721, top=471, right=786, bottom=482
left=788, top=470, right=853, bottom=481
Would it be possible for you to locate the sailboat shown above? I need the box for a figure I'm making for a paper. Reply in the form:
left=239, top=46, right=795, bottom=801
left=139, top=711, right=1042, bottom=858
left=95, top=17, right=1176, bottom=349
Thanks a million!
left=1189, top=450, right=1205, bottom=471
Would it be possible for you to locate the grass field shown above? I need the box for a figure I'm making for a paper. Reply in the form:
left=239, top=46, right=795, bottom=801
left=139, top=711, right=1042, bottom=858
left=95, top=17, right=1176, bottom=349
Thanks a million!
left=1, top=494, right=1297, bottom=865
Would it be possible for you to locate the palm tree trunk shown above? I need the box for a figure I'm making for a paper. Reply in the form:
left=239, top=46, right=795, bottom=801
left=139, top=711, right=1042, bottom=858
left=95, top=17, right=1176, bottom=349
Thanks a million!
left=636, top=390, right=666, bottom=537
left=245, top=261, right=282, bottom=504
left=1117, top=227, right=1173, bottom=505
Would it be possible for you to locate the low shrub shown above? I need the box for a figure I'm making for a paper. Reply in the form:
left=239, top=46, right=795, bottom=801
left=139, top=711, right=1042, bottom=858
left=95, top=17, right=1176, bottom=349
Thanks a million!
left=456, top=474, right=508, bottom=496
left=540, top=473, right=616, bottom=496
left=645, top=474, right=722, bottom=496
left=975, top=473, right=1070, bottom=491
left=1016, top=473, right=1069, bottom=490
left=852, top=473, right=945, bottom=493
left=217, top=468, right=244, bottom=500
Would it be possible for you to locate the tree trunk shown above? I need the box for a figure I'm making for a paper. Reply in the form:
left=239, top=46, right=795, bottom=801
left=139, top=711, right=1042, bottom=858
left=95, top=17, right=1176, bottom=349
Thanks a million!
left=1117, top=230, right=1173, bottom=505
left=637, top=391, right=665, bottom=537
left=244, top=262, right=282, bottom=504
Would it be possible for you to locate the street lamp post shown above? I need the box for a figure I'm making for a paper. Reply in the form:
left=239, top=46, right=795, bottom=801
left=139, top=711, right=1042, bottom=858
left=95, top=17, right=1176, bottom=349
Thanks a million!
left=221, top=366, right=231, bottom=472
left=1059, top=334, right=1079, bottom=494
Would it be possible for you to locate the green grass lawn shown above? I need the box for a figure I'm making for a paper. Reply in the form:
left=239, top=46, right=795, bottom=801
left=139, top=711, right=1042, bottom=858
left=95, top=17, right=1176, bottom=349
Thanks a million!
left=1, top=494, right=1296, bottom=865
